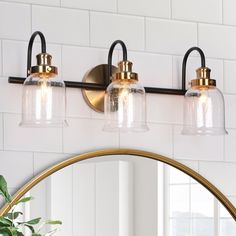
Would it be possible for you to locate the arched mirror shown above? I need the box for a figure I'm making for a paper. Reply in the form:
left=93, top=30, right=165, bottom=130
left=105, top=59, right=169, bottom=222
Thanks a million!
left=0, top=149, right=236, bottom=236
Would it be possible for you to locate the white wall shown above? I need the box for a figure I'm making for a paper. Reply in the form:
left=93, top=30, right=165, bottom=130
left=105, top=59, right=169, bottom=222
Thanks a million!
left=0, top=0, right=236, bottom=207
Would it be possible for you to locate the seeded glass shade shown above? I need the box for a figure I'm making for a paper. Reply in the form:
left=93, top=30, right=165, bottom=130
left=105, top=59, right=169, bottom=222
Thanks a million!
left=20, top=74, right=67, bottom=127
left=182, top=86, right=227, bottom=135
left=104, top=79, right=148, bottom=132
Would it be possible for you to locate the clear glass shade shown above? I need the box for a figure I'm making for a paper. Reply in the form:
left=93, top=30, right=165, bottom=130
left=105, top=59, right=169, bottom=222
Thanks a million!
left=104, top=79, right=148, bottom=132
left=182, top=86, right=227, bottom=135
left=20, top=74, right=67, bottom=127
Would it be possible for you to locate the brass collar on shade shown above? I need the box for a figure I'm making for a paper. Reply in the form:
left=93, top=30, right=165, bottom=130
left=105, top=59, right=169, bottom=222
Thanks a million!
left=114, top=60, right=138, bottom=81
left=191, top=67, right=216, bottom=89
left=30, top=53, right=58, bottom=76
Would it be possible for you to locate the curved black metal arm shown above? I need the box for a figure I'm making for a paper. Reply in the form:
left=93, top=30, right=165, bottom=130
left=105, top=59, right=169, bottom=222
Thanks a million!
left=182, top=47, right=206, bottom=90
left=27, top=31, right=47, bottom=76
left=107, top=40, right=128, bottom=85
left=9, top=39, right=194, bottom=96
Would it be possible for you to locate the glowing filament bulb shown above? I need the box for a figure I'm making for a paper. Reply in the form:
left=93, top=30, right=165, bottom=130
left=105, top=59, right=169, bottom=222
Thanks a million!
left=118, top=87, right=133, bottom=127
left=35, top=77, right=52, bottom=120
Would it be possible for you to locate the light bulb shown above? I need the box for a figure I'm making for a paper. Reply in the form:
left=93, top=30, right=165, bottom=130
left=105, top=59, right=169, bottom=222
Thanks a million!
left=104, top=60, right=148, bottom=132
left=196, top=89, right=213, bottom=129
left=35, top=78, right=53, bottom=121
left=182, top=67, right=227, bottom=135
left=199, top=90, right=208, bottom=104
left=118, top=86, right=134, bottom=127
left=20, top=53, right=67, bottom=127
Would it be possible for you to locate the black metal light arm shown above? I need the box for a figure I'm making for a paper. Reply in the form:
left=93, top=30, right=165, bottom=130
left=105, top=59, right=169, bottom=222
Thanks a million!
left=182, top=46, right=206, bottom=90
left=107, top=40, right=127, bottom=85
left=27, top=31, right=46, bottom=76
left=10, top=39, right=208, bottom=96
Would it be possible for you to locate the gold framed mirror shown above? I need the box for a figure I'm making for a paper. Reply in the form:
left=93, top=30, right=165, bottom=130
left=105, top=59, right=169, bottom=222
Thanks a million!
left=0, top=148, right=235, bottom=235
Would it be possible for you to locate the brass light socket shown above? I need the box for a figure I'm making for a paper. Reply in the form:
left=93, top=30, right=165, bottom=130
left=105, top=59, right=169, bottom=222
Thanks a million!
left=30, top=53, right=58, bottom=76
left=191, top=67, right=216, bottom=88
left=114, top=60, right=138, bottom=81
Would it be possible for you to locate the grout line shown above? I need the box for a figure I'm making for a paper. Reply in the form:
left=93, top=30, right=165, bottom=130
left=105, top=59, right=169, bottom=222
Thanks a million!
left=118, top=130, right=121, bottom=148
left=4, top=37, right=236, bottom=62
left=197, top=23, right=199, bottom=46
left=1, top=0, right=236, bottom=30
left=170, top=0, right=172, bottom=19
left=3, top=110, right=236, bottom=130
left=1, top=40, right=3, bottom=77
left=2, top=0, right=236, bottom=27
left=197, top=159, right=236, bottom=164
left=60, top=41, right=63, bottom=75
left=61, top=67, right=65, bottom=155
left=221, top=0, right=224, bottom=25
left=89, top=10, right=91, bottom=46
left=171, top=124, right=174, bottom=158
left=222, top=59, right=226, bottom=93
left=144, top=17, right=147, bottom=51
left=1, top=36, right=236, bottom=62
left=171, top=56, right=174, bottom=88
left=61, top=119, right=64, bottom=153
left=30, top=4, right=33, bottom=34
left=32, top=152, right=35, bottom=176
left=223, top=133, right=226, bottom=161
left=0, top=0, right=59, bottom=7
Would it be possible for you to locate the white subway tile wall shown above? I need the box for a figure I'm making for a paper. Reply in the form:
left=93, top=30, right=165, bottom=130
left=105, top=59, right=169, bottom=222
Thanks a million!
left=118, top=0, right=170, bottom=18
left=90, top=12, right=145, bottom=50
left=0, top=0, right=236, bottom=207
left=0, top=2, right=31, bottom=40
left=172, top=0, right=222, bottom=23
left=61, top=0, right=116, bottom=12
left=32, top=6, right=90, bottom=45
left=146, top=18, right=197, bottom=54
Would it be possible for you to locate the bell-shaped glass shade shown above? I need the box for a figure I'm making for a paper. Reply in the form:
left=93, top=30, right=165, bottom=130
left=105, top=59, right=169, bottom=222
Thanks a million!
left=182, top=87, right=227, bottom=135
left=104, top=79, right=148, bottom=132
left=20, top=74, right=67, bottom=127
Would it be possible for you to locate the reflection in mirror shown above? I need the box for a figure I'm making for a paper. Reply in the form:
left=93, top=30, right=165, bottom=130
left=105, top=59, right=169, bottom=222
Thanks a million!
left=7, top=155, right=236, bottom=236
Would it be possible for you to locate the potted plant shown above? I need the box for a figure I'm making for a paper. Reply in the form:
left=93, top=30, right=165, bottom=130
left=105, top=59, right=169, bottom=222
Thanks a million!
left=0, top=175, right=62, bottom=236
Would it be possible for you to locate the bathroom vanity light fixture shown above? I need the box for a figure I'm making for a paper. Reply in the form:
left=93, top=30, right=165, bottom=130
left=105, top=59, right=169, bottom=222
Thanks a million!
left=8, top=33, right=227, bottom=135
left=182, top=47, right=227, bottom=135
left=19, top=31, right=67, bottom=127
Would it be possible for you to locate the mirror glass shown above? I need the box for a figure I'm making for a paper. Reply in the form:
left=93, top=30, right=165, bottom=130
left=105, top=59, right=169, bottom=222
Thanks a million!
left=8, top=155, right=236, bottom=236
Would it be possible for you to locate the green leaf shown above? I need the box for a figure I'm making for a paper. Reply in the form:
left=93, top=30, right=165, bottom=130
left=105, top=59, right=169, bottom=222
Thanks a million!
left=5, top=212, right=23, bottom=220
left=16, top=232, right=24, bottom=236
left=25, top=218, right=41, bottom=225
left=16, top=197, right=33, bottom=205
left=0, top=227, right=19, bottom=236
left=0, top=216, right=12, bottom=226
left=0, top=175, right=12, bottom=203
left=9, top=227, right=18, bottom=236
left=32, top=234, right=41, bottom=236
left=45, top=220, right=62, bottom=225
left=0, top=227, right=12, bottom=236
left=24, top=224, right=35, bottom=233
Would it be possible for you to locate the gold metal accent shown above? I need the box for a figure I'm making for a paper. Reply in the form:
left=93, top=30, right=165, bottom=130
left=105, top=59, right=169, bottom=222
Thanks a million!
left=114, top=60, right=138, bottom=81
left=0, top=148, right=235, bottom=221
left=191, top=67, right=216, bottom=88
left=82, top=64, right=118, bottom=113
left=30, top=53, right=58, bottom=76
